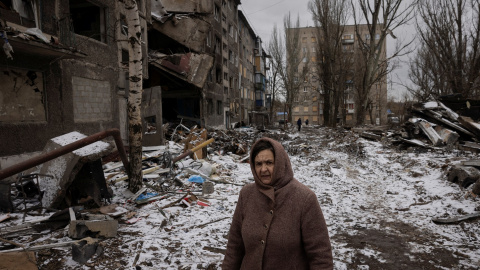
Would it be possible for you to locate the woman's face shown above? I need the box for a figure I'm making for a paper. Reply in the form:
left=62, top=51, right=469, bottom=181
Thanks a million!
left=254, top=149, right=275, bottom=185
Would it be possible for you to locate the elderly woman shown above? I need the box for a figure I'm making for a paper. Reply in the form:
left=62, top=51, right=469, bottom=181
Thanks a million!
left=222, top=138, right=333, bottom=269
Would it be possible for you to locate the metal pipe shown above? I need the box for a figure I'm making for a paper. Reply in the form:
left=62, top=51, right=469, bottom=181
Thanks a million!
left=0, top=128, right=129, bottom=182
left=172, top=138, right=215, bottom=164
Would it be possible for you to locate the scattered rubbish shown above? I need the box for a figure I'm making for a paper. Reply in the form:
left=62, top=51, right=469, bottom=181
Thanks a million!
left=188, top=175, right=205, bottom=184
left=71, top=237, right=101, bottom=264
left=125, top=217, right=142, bottom=224
left=432, top=212, right=480, bottom=224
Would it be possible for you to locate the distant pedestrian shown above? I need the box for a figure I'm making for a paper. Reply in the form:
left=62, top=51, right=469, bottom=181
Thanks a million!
left=305, top=119, right=309, bottom=126
left=297, top=118, right=302, bottom=131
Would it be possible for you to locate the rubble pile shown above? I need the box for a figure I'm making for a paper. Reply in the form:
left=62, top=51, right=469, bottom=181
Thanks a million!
left=354, top=97, right=480, bottom=199
left=1, top=119, right=480, bottom=269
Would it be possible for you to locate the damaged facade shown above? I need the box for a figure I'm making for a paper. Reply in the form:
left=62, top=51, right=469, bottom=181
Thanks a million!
left=0, top=0, right=150, bottom=167
left=1, top=0, right=269, bottom=164
left=147, top=0, right=267, bottom=129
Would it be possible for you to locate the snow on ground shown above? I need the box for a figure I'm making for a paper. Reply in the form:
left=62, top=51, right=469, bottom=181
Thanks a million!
left=2, top=126, right=480, bottom=269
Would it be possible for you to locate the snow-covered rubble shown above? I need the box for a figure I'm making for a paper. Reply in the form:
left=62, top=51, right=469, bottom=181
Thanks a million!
left=1, top=126, right=479, bottom=269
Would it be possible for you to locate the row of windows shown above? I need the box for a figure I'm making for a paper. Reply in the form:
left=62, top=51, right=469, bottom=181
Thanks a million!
left=206, top=99, right=224, bottom=115
left=301, top=33, right=380, bottom=43
left=302, top=37, right=317, bottom=43
left=293, top=103, right=354, bottom=113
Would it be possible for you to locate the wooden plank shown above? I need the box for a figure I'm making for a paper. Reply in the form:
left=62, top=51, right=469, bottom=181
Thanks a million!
left=438, top=101, right=459, bottom=121
left=461, top=160, right=480, bottom=167
left=360, top=132, right=381, bottom=141
left=113, top=167, right=170, bottom=183
left=0, top=214, right=10, bottom=223
left=0, top=240, right=79, bottom=253
left=423, top=111, right=475, bottom=137
left=464, top=141, right=480, bottom=150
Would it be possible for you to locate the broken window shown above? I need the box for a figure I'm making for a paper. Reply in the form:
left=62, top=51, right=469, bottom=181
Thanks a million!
left=207, top=99, right=213, bottom=115
left=216, top=67, right=222, bottom=84
left=217, top=100, right=222, bottom=115
left=0, top=0, right=38, bottom=28
left=215, top=35, right=221, bottom=54
left=206, top=30, right=211, bottom=47
left=120, top=14, right=127, bottom=36
left=121, top=49, right=128, bottom=65
left=69, top=0, right=107, bottom=43
left=214, top=4, right=219, bottom=21
left=207, top=70, right=213, bottom=82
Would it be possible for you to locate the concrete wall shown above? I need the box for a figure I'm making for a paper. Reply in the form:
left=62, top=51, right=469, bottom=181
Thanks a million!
left=72, top=76, right=112, bottom=122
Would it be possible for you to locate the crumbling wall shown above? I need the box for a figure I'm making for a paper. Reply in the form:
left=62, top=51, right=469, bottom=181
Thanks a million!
left=0, top=67, right=45, bottom=122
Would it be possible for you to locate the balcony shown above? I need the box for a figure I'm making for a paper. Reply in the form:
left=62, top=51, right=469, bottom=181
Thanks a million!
left=342, top=39, right=354, bottom=44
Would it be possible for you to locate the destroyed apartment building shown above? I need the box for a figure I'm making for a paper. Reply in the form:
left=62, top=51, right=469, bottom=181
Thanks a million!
left=1, top=0, right=271, bottom=168
left=147, top=0, right=271, bottom=130
left=0, top=0, right=151, bottom=169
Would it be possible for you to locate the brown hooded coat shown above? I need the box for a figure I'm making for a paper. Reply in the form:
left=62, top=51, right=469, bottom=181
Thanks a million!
left=222, top=138, right=333, bottom=269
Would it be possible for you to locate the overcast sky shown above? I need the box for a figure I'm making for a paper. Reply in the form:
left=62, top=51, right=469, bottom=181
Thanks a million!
left=239, top=0, right=415, bottom=101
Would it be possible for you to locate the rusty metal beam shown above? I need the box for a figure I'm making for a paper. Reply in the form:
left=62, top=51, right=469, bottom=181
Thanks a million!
left=0, top=129, right=129, bottom=182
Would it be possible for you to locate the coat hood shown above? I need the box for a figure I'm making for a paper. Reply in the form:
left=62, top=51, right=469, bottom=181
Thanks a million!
left=250, top=137, right=294, bottom=202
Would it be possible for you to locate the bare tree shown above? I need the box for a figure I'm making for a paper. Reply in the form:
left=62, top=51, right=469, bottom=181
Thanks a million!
left=267, top=26, right=285, bottom=122
left=309, top=0, right=350, bottom=127
left=120, top=0, right=143, bottom=193
left=351, top=0, right=415, bottom=125
left=411, top=0, right=480, bottom=99
left=281, top=14, right=310, bottom=123
left=407, top=40, right=449, bottom=102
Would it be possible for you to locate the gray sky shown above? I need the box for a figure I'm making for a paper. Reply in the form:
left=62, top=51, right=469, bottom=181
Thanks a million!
left=239, top=0, right=415, bottom=101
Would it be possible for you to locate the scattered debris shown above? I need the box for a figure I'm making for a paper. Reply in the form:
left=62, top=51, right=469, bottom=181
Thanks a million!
left=432, top=212, right=480, bottom=224
left=1, top=112, right=480, bottom=268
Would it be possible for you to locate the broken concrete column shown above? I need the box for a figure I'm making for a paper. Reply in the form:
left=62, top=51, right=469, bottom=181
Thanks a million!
left=434, top=126, right=459, bottom=145
left=417, top=120, right=443, bottom=146
left=447, top=166, right=480, bottom=188
left=32, top=131, right=113, bottom=209
left=68, top=214, right=118, bottom=239
left=72, top=237, right=101, bottom=264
